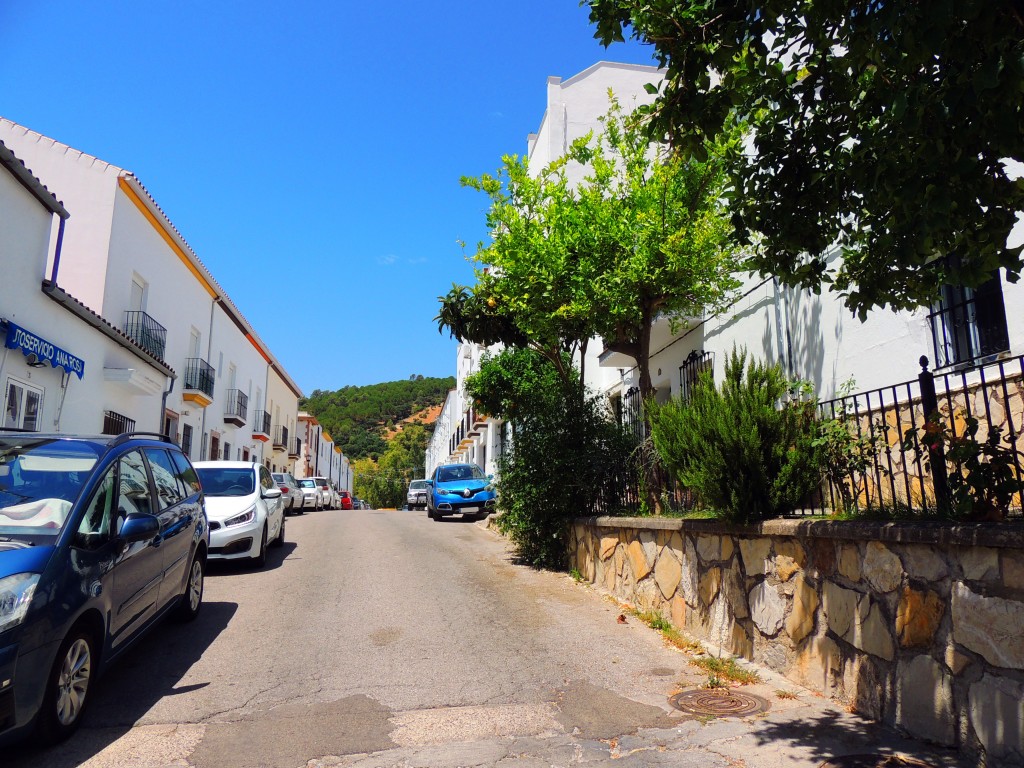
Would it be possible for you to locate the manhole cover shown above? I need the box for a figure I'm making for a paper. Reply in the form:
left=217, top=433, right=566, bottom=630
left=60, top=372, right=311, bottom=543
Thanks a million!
left=820, top=756, right=936, bottom=768
left=669, top=689, right=769, bottom=717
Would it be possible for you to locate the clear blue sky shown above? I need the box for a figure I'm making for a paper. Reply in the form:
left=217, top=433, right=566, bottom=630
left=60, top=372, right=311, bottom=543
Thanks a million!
left=0, top=2, right=656, bottom=395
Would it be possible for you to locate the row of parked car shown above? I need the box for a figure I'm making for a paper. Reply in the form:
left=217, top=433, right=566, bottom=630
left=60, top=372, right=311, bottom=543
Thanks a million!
left=0, top=429, right=360, bottom=748
left=270, top=472, right=361, bottom=511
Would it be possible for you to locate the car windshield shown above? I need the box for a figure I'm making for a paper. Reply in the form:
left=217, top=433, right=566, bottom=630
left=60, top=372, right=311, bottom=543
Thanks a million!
left=436, top=465, right=485, bottom=483
left=195, top=467, right=255, bottom=497
left=0, top=436, right=103, bottom=536
left=409, top=481, right=428, bottom=491
left=299, top=479, right=316, bottom=488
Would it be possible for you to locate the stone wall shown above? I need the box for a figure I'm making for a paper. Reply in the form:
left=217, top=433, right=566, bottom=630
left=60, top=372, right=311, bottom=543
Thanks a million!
left=569, top=517, right=1024, bottom=765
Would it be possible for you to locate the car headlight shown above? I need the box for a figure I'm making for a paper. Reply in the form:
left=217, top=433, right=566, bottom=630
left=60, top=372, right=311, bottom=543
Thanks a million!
left=0, top=573, right=40, bottom=634
left=224, top=507, right=256, bottom=527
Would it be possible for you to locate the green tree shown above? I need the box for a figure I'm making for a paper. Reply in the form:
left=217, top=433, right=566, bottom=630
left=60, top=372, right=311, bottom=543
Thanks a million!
left=572, top=98, right=741, bottom=398
left=466, top=349, right=635, bottom=569
left=587, top=0, right=1024, bottom=316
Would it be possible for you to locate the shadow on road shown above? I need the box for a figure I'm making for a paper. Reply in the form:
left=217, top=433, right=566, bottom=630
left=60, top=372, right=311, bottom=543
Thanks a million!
left=5, top=600, right=238, bottom=768
left=749, top=710, right=967, bottom=767
left=205, top=540, right=297, bottom=575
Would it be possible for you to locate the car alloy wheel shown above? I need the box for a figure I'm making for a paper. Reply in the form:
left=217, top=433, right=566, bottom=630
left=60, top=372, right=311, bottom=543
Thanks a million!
left=56, top=638, right=91, bottom=726
left=38, top=625, right=96, bottom=741
left=175, top=554, right=204, bottom=622
left=272, top=513, right=286, bottom=547
left=252, top=523, right=268, bottom=568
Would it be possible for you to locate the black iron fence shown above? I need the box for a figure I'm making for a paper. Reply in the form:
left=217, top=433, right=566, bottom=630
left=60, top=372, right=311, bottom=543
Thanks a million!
left=815, top=354, right=1024, bottom=518
left=102, top=410, right=136, bottom=435
left=595, top=353, right=1023, bottom=519
left=224, top=389, right=248, bottom=423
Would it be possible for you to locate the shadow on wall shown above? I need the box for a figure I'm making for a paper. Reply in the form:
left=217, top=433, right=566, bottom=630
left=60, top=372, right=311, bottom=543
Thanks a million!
left=785, top=285, right=826, bottom=394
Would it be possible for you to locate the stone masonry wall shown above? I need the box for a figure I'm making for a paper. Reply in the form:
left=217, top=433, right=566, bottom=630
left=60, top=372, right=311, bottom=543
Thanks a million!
left=569, top=517, right=1024, bottom=766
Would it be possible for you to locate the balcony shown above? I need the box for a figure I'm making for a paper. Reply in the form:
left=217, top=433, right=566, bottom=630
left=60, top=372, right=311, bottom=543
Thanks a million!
left=253, top=410, right=271, bottom=441
left=224, top=389, right=248, bottom=427
left=123, top=310, right=167, bottom=360
left=272, top=425, right=289, bottom=451
left=288, top=437, right=301, bottom=459
left=182, top=358, right=215, bottom=407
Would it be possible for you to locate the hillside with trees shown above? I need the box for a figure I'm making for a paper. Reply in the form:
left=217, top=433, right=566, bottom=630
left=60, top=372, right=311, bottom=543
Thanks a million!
left=301, top=375, right=454, bottom=461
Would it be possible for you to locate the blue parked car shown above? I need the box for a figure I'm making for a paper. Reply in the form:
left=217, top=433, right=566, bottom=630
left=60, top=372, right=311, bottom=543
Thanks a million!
left=426, top=463, right=496, bottom=521
left=0, top=432, right=208, bottom=744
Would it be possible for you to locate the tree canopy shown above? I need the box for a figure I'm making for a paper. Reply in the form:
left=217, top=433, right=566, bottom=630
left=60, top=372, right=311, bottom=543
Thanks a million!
left=587, top=0, right=1024, bottom=316
left=301, top=377, right=453, bottom=460
left=439, top=97, right=740, bottom=398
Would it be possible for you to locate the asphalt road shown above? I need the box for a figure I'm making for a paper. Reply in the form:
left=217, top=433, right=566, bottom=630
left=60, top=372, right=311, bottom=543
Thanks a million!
left=7, top=508, right=967, bottom=768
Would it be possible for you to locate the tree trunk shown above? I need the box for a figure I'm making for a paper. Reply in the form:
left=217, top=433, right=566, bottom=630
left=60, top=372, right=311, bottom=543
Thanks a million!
left=637, top=312, right=664, bottom=515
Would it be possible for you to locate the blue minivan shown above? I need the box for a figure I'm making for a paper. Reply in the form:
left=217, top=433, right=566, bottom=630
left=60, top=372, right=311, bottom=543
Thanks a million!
left=0, top=432, right=208, bottom=744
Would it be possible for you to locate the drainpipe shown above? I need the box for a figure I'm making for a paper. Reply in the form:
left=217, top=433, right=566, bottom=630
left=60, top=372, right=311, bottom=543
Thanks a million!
left=159, top=374, right=176, bottom=436
left=49, top=216, right=67, bottom=284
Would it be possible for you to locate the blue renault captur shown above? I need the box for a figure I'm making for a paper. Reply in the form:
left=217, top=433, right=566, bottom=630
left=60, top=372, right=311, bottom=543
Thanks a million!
left=425, top=463, right=496, bottom=521
left=0, top=432, right=208, bottom=745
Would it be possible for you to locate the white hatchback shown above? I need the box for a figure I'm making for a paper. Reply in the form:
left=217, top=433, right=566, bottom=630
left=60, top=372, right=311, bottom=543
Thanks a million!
left=194, top=461, right=285, bottom=567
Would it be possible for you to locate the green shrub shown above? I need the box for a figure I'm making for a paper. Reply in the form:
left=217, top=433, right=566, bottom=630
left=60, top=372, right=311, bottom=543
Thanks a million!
left=467, top=349, right=634, bottom=569
left=649, top=348, right=820, bottom=522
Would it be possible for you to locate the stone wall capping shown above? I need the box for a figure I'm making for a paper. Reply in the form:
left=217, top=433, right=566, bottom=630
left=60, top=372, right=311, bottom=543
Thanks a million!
left=578, top=516, right=1024, bottom=549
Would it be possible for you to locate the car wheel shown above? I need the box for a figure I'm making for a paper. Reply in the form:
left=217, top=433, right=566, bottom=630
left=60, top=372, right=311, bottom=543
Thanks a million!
left=315, top=498, right=321, bottom=511
left=252, top=523, right=268, bottom=568
left=174, top=553, right=205, bottom=622
left=36, top=624, right=96, bottom=743
left=272, top=513, right=286, bottom=548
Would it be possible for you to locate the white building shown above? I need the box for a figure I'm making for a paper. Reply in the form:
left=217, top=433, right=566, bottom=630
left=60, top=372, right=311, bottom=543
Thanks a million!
left=0, top=119, right=303, bottom=466
left=2, top=140, right=175, bottom=434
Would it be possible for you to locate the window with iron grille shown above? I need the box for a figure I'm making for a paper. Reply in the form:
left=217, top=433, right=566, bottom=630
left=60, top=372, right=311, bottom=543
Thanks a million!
left=223, top=442, right=231, bottom=461
left=928, top=260, right=1010, bottom=369
left=181, top=424, right=193, bottom=458
left=679, top=350, right=714, bottom=402
left=102, top=410, right=136, bottom=435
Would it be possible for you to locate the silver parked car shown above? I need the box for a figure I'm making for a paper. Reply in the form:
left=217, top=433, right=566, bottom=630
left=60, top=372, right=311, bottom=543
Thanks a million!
left=406, top=479, right=429, bottom=511
left=272, top=472, right=304, bottom=515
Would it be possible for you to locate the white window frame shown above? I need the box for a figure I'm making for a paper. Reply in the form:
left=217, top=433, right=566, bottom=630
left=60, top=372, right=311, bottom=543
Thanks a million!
left=3, top=376, right=44, bottom=432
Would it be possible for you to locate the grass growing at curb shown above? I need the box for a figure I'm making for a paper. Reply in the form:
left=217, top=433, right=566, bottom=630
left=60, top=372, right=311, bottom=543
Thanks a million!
left=690, top=655, right=762, bottom=685
left=775, top=690, right=798, bottom=700
left=569, top=567, right=585, bottom=583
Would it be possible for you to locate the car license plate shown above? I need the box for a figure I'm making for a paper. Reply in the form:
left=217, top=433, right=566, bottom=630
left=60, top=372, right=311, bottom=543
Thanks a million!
left=462, top=506, right=479, bottom=513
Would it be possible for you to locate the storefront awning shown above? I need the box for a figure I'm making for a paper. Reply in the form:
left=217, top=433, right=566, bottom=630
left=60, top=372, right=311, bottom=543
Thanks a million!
left=3, top=321, right=85, bottom=379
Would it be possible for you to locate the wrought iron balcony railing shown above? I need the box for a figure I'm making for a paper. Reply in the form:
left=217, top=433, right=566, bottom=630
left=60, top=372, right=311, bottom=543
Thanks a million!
left=224, top=389, right=248, bottom=426
left=183, top=358, right=215, bottom=398
left=253, top=410, right=271, bottom=437
left=273, top=425, right=289, bottom=449
left=123, top=311, right=168, bottom=359
left=288, top=436, right=301, bottom=458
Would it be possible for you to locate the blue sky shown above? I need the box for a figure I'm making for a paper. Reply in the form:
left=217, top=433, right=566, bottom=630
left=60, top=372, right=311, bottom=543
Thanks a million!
left=0, top=2, right=656, bottom=395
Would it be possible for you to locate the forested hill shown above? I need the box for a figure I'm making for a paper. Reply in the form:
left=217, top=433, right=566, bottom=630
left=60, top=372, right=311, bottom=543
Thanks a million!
left=300, top=376, right=454, bottom=460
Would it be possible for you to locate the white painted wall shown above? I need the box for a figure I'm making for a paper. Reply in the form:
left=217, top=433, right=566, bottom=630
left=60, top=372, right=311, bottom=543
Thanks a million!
left=1, top=154, right=168, bottom=434
left=617, top=255, right=1024, bottom=405
left=0, top=119, right=119, bottom=309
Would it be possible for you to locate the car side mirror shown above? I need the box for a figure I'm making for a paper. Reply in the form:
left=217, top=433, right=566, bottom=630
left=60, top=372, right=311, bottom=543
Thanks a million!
left=263, top=487, right=282, bottom=499
left=426, top=480, right=433, bottom=487
left=119, top=513, right=160, bottom=543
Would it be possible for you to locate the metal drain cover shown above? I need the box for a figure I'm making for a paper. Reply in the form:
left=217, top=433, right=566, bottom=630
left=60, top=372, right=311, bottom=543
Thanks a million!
left=820, top=757, right=936, bottom=768
left=669, top=689, right=769, bottom=717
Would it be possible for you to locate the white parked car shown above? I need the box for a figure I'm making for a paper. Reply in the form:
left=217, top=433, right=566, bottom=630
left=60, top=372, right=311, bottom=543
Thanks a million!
left=194, top=461, right=285, bottom=567
left=297, top=478, right=322, bottom=510
left=310, top=476, right=333, bottom=509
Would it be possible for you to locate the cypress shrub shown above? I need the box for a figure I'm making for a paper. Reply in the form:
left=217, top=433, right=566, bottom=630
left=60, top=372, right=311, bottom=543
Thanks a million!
left=650, top=348, right=820, bottom=522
